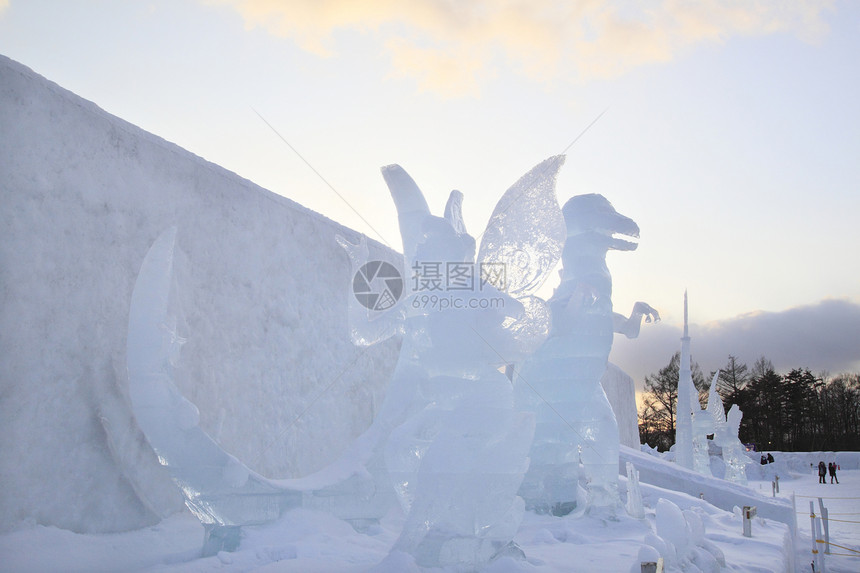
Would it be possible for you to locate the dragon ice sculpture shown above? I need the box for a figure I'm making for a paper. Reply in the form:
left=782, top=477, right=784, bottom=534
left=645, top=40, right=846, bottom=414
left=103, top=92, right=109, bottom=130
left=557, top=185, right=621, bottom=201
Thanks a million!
left=514, top=193, right=659, bottom=515
left=339, top=157, right=569, bottom=568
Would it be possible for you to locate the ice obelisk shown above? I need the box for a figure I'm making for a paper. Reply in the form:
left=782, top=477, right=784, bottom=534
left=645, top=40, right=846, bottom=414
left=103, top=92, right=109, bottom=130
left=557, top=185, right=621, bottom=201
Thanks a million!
left=675, top=291, right=695, bottom=469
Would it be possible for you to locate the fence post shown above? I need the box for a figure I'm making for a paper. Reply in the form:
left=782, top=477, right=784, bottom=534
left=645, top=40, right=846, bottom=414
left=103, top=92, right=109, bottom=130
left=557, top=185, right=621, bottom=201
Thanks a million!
left=818, top=497, right=830, bottom=555
left=742, top=505, right=756, bottom=537
left=814, top=515, right=827, bottom=573
left=775, top=474, right=779, bottom=493
left=810, top=501, right=820, bottom=572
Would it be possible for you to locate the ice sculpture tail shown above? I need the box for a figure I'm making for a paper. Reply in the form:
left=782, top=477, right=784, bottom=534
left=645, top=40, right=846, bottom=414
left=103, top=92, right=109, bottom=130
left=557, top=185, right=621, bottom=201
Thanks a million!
left=127, top=228, right=300, bottom=549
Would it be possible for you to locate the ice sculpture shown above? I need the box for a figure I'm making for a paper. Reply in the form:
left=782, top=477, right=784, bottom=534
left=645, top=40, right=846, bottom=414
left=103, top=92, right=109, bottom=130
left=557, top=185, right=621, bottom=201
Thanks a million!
left=364, top=158, right=570, bottom=568
left=705, top=371, right=724, bottom=437
left=706, top=373, right=750, bottom=484
left=691, top=372, right=718, bottom=477
left=648, top=498, right=725, bottom=572
left=127, top=156, right=572, bottom=566
left=127, top=228, right=299, bottom=553
left=128, top=155, right=662, bottom=565
left=675, top=292, right=697, bottom=471
left=127, top=227, right=401, bottom=555
left=625, top=462, right=644, bottom=519
left=710, top=386, right=750, bottom=486
left=514, top=193, right=659, bottom=515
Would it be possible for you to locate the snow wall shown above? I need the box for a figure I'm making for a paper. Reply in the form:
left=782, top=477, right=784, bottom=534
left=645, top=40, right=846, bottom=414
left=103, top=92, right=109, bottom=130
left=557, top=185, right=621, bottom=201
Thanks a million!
left=0, top=55, right=400, bottom=534
left=601, top=363, right=639, bottom=449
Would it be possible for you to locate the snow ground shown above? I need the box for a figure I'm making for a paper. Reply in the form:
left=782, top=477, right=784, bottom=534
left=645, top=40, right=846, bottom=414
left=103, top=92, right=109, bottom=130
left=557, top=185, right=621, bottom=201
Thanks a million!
left=750, top=467, right=860, bottom=573
left=0, top=473, right=813, bottom=573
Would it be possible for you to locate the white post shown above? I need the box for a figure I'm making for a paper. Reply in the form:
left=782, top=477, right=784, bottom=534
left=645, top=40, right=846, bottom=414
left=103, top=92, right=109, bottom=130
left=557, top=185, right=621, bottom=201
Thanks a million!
left=814, top=515, right=827, bottom=573
left=771, top=480, right=776, bottom=497
left=818, top=497, right=830, bottom=555
left=810, top=501, right=820, bottom=572
left=791, top=492, right=798, bottom=537
left=742, top=505, right=756, bottom=537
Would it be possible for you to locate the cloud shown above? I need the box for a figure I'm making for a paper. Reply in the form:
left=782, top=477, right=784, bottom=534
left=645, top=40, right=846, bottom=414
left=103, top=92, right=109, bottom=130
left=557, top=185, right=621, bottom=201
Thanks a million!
left=211, top=0, right=833, bottom=96
left=611, top=298, right=860, bottom=390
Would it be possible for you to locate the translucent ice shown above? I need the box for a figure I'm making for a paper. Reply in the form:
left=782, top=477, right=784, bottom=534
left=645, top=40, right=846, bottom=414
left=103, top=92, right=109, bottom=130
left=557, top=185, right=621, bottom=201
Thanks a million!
left=477, top=156, right=566, bottom=299
left=652, top=499, right=724, bottom=572
left=373, top=161, right=561, bottom=568
left=514, top=193, right=657, bottom=514
left=675, top=292, right=697, bottom=471
left=625, top=462, right=644, bottom=519
left=692, top=373, right=718, bottom=477
left=127, top=227, right=396, bottom=553
left=712, top=399, right=751, bottom=485
left=127, top=157, right=655, bottom=566
left=127, top=228, right=300, bottom=533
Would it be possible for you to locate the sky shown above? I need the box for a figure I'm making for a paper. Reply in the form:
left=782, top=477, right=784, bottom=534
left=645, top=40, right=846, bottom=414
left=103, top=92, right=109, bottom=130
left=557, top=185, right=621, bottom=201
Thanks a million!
left=2, top=0, right=859, bottom=384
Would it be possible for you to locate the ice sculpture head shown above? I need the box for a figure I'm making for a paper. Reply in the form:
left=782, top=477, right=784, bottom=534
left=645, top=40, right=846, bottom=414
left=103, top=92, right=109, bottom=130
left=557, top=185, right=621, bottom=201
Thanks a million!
left=561, top=193, right=639, bottom=252
left=382, top=164, right=476, bottom=265
left=379, top=164, right=524, bottom=372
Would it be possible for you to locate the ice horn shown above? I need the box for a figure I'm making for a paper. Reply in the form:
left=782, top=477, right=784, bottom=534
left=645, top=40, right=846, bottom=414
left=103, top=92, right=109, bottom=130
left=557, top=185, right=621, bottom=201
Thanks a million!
left=381, top=164, right=430, bottom=259
left=444, top=190, right=467, bottom=235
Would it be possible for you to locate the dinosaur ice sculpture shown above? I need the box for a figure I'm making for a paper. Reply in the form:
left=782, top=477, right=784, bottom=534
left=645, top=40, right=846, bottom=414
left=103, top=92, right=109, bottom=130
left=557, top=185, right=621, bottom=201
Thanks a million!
left=514, top=193, right=659, bottom=514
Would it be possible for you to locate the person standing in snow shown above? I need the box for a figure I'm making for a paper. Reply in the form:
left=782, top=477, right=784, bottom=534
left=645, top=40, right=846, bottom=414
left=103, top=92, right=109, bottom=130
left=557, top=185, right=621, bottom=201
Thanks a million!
left=818, top=461, right=827, bottom=484
left=767, top=453, right=774, bottom=464
left=829, top=462, right=839, bottom=484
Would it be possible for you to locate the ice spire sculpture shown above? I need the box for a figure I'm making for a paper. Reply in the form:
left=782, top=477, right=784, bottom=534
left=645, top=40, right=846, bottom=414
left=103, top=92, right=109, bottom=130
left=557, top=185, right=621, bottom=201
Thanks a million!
left=514, top=194, right=658, bottom=515
left=675, top=291, right=696, bottom=470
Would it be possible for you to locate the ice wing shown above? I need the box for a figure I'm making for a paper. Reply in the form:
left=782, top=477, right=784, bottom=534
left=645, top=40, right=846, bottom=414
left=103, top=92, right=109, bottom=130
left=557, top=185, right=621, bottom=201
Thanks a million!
left=336, top=234, right=406, bottom=346
left=477, top=155, right=567, bottom=298
left=706, top=371, right=726, bottom=427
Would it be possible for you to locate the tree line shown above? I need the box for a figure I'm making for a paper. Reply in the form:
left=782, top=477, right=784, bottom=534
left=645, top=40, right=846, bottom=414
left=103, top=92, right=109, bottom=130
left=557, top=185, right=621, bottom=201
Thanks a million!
left=638, top=353, right=860, bottom=452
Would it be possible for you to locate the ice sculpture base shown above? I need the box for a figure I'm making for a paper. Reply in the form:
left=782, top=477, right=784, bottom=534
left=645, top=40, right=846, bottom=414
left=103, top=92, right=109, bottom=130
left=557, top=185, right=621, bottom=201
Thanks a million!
left=202, top=524, right=242, bottom=557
